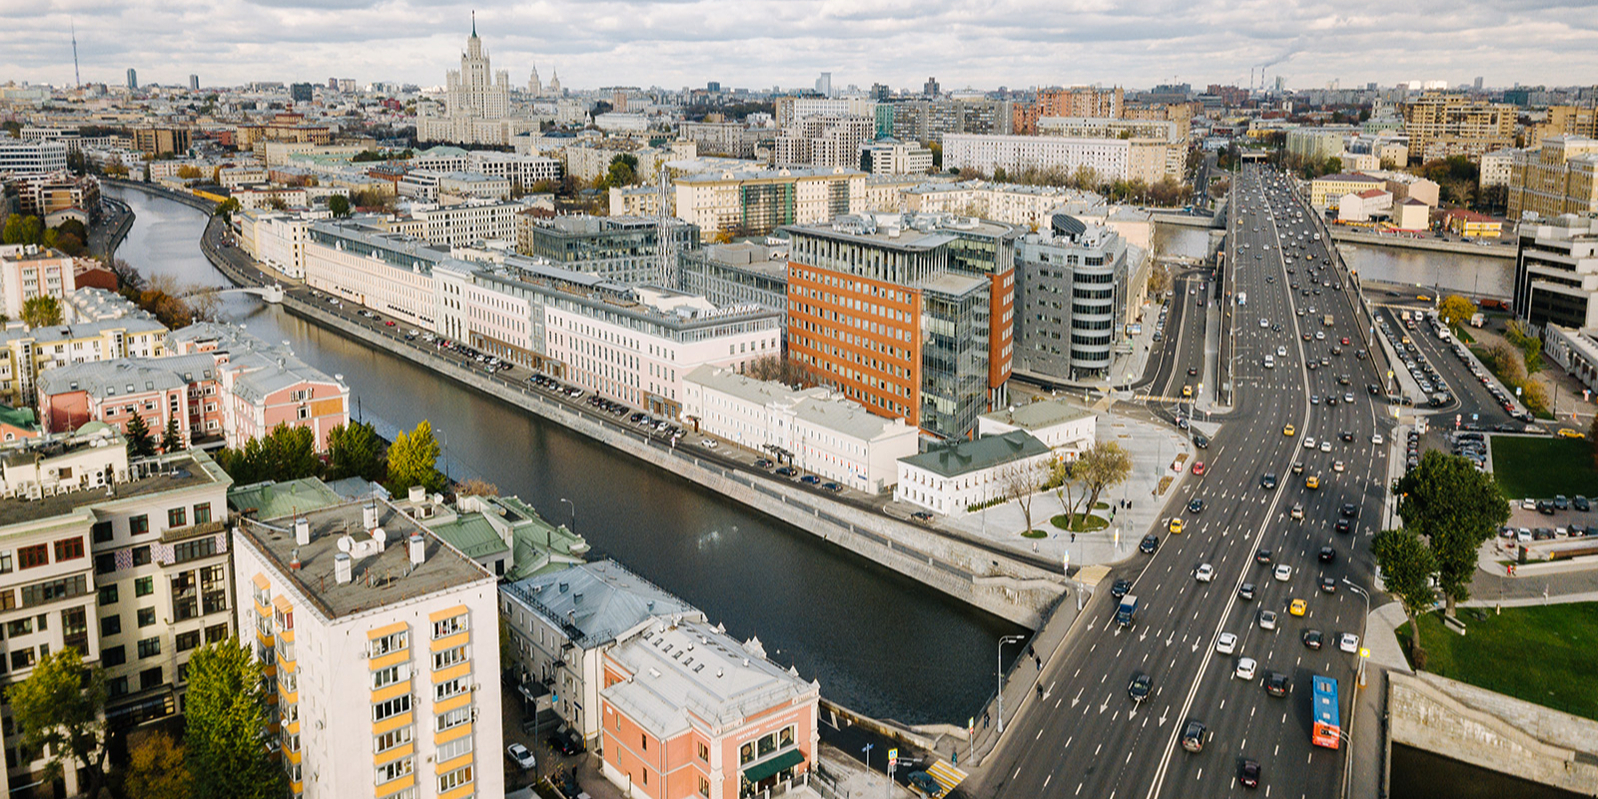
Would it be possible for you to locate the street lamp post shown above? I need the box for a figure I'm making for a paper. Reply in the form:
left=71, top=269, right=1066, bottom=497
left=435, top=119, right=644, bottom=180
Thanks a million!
left=996, top=635, right=1025, bottom=733
left=559, top=498, right=576, bottom=533
left=1340, top=577, right=1372, bottom=799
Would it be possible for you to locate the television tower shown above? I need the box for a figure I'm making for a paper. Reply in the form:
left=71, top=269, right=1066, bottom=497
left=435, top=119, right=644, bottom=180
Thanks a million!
left=71, top=21, right=81, bottom=88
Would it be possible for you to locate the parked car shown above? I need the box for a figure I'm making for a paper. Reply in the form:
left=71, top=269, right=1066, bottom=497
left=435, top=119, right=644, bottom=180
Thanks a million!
left=506, top=743, right=537, bottom=770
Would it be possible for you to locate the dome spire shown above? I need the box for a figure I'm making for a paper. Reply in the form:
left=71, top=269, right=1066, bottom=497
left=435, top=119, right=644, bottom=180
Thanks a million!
left=471, top=10, right=477, bottom=38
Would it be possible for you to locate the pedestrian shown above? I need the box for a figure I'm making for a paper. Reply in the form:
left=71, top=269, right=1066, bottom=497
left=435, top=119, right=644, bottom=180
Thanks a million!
left=1035, top=655, right=1042, bottom=669
left=983, top=711, right=989, bottom=728
left=1036, top=683, right=1044, bottom=699
left=1028, top=645, right=1035, bottom=659
left=1071, top=532, right=1076, bottom=543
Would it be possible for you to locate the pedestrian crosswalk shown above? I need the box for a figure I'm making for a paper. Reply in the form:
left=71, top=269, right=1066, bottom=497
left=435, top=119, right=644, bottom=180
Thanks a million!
left=925, top=759, right=968, bottom=794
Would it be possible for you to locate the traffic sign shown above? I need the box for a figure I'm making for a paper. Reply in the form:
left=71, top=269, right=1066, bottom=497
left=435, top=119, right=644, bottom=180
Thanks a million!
left=1359, top=648, right=1371, bottom=659
left=888, top=749, right=898, bottom=768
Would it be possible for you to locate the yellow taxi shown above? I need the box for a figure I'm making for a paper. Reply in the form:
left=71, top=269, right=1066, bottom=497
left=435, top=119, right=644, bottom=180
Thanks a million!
left=1182, top=385, right=1194, bottom=398
left=1283, top=424, right=1296, bottom=437
left=1289, top=598, right=1307, bottom=617
left=1557, top=428, right=1586, bottom=440
left=1169, top=518, right=1185, bottom=534
left=1306, top=475, right=1320, bottom=489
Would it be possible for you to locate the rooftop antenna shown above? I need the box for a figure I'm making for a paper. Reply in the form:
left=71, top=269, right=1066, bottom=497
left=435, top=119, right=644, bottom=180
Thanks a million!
left=71, top=21, right=81, bottom=89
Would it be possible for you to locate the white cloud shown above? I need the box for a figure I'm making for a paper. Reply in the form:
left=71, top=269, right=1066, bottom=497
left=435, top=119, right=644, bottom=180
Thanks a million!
left=0, top=0, right=1593, bottom=90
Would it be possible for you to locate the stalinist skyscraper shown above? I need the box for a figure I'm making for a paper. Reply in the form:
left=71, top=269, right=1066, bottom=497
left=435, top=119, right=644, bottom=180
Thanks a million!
left=417, top=15, right=533, bottom=145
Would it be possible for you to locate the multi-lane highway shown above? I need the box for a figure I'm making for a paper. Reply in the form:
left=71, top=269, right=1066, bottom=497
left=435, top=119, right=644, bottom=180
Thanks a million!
left=970, top=166, right=1393, bottom=799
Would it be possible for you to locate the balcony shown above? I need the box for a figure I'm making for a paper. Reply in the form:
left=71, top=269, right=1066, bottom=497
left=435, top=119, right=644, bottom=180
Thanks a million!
left=160, top=519, right=226, bottom=545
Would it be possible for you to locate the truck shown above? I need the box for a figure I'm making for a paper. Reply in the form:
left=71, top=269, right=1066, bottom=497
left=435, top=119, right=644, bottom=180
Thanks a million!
left=1470, top=312, right=1485, bottom=328
left=1323, top=314, right=1334, bottom=327
left=1116, top=596, right=1140, bottom=627
left=1237, top=292, right=1247, bottom=307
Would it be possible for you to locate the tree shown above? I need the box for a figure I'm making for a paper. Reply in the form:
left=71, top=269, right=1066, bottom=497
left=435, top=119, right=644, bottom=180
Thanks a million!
left=4, top=648, right=109, bottom=797
left=386, top=419, right=445, bottom=493
left=1002, top=460, right=1043, bottom=534
left=176, top=165, right=205, bottom=180
left=1395, top=450, right=1508, bottom=617
left=185, top=639, right=285, bottom=799
left=125, top=412, right=157, bottom=457
left=1437, top=295, right=1476, bottom=327
left=326, top=420, right=383, bottom=482
left=457, top=478, right=500, bottom=497
left=212, top=197, right=241, bottom=221
left=161, top=416, right=183, bottom=453
left=1371, top=528, right=1438, bottom=659
left=1074, top=441, right=1132, bottom=516
left=1148, top=263, right=1173, bottom=296
left=20, top=295, right=62, bottom=328
left=125, top=731, right=193, bottom=799
left=327, top=194, right=351, bottom=217
left=605, top=153, right=639, bottom=188
left=1049, top=454, right=1079, bottom=521
left=2, top=214, right=44, bottom=245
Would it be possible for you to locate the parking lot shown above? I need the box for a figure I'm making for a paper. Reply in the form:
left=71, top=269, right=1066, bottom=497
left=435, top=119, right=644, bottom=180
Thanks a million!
left=1377, top=306, right=1533, bottom=430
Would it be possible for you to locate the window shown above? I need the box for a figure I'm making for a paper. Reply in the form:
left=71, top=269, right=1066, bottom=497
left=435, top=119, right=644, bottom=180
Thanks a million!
left=432, top=645, right=467, bottom=671
left=99, top=585, right=118, bottom=606
left=0, top=552, right=10, bottom=573
left=91, top=522, right=113, bottom=544
left=370, top=630, right=408, bottom=658
left=107, top=676, right=128, bottom=697
left=101, top=615, right=121, bottom=636
left=375, top=756, right=414, bottom=785
left=372, top=694, right=411, bottom=722
left=95, top=554, right=116, bottom=575
left=129, top=515, right=149, bottom=535
left=699, top=776, right=711, bottom=797
left=135, top=576, right=153, bottom=596
left=173, top=537, right=217, bottom=564
left=435, top=706, right=470, bottom=732
left=53, top=538, right=83, bottom=562
left=434, top=677, right=468, bottom=702
left=137, top=607, right=156, bottom=627
left=371, top=663, right=410, bottom=690
left=436, top=765, right=473, bottom=793
left=21, top=575, right=88, bottom=607
left=432, top=613, right=468, bottom=639
left=140, top=667, right=162, bottom=690
left=176, top=630, right=201, bottom=651
left=204, top=623, right=227, bottom=643
left=137, top=637, right=160, bottom=658
left=132, top=546, right=151, bottom=567
left=18, top=545, right=48, bottom=570
left=435, top=734, right=473, bottom=762
left=193, top=503, right=211, bottom=525
left=698, top=741, right=709, bottom=762
left=374, top=726, right=413, bottom=754
left=6, top=618, right=32, bottom=637
left=167, top=508, right=186, bottom=528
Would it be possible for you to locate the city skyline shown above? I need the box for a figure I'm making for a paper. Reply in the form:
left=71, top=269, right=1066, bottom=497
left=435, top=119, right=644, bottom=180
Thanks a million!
left=2, top=0, right=1596, bottom=93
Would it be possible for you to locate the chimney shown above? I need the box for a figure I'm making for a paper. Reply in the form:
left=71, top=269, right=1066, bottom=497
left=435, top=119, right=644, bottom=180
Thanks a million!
left=408, top=533, right=426, bottom=566
left=289, top=547, right=301, bottom=570
left=294, top=516, right=310, bottom=546
left=334, top=551, right=352, bottom=584
left=408, top=485, right=425, bottom=504
left=362, top=501, right=379, bottom=530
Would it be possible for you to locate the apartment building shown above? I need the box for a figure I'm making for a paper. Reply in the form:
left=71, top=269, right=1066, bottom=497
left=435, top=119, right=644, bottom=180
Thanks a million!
left=38, top=353, right=228, bottom=447
left=465, top=151, right=562, bottom=188
left=1511, top=215, right=1598, bottom=332
left=499, top=560, right=703, bottom=750
left=517, top=215, right=701, bottom=286
left=901, top=182, right=1083, bottom=228
left=682, top=366, right=918, bottom=491
left=1400, top=93, right=1515, bottom=163
left=1309, top=173, right=1387, bottom=209
left=0, top=245, right=78, bottom=320
left=1528, top=105, right=1598, bottom=148
left=239, top=211, right=324, bottom=280
left=598, top=618, right=820, bottom=799
left=1479, top=149, right=1517, bottom=188
left=0, top=426, right=234, bottom=797
left=0, top=314, right=170, bottom=406
left=1508, top=136, right=1598, bottom=220
left=942, top=134, right=1172, bottom=185
left=1012, top=87, right=1125, bottom=135
left=886, top=99, right=1013, bottom=144
left=785, top=213, right=1022, bottom=440
left=304, top=221, right=449, bottom=329
left=678, top=122, right=753, bottom=158
left=130, top=127, right=192, bottom=157
left=673, top=167, right=866, bottom=241
left=0, top=139, right=69, bottom=177
left=1013, top=214, right=1132, bottom=381
left=893, top=429, right=1053, bottom=513
left=233, top=498, right=503, bottom=799
left=858, top=138, right=934, bottom=176
left=436, top=173, right=511, bottom=202
left=15, top=172, right=101, bottom=220
left=1286, top=126, right=1357, bottom=163
left=774, top=116, right=876, bottom=170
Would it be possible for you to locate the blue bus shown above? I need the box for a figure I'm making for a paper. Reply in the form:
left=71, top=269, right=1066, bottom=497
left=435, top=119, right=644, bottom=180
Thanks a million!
left=1312, top=675, right=1340, bottom=749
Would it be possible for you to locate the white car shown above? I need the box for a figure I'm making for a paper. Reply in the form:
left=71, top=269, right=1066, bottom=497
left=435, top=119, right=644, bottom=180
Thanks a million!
left=1277, top=345, right=1287, bottom=357
left=1216, top=632, right=1238, bottom=654
left=506, top=743, right=537, bottom=770
left=699, top=439, right=718, bottom=449
left=1260, top=318, right=1270, bottom=328
left=1195, top=563, right=1215, bottom=583
left=1372, top=433, right=1384, bottom=445
left=1338, top=633, right=1360, bottom=654
left=1273, top=563, right=1292, bottom=582
left=1320, top=440, right=1332, bottom=453
left=1235, top=657, right=1258, bottom=680
left=1259, top=609, right=1278, bottom=630
left=1521, top=498, right=1537, bottom=510
left=1303, top=437, right=1317, bottom=449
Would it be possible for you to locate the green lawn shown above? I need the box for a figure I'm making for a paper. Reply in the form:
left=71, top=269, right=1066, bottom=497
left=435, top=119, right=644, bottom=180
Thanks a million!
left=1051, top=513, right=1109, bottom=532
left=1490, top=436, right=1598, bottom=499
left=1397, top=603, right=1598, bottom=721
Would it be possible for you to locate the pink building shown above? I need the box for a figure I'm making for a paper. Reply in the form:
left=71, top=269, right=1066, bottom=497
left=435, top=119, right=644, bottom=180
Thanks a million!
left=599, top=619, right=819, bottom=799
left=165, top=323, right=349, bottom=450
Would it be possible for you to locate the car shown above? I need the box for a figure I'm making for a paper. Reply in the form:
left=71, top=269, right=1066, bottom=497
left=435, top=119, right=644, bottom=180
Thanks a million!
left=1341, top=336, right=1351, bottom=345
left=911, top=511, right=934, bottom=522
left=384, top=320, right=396, bottom=327
left=754, top=458, right=774, bottom=469
left=1182, top=384, right=1193, bottom=398
left=1292, top=461, right=1305, bottom=474
left=1320, top=439, right=1332, bottom=453
left=1341, top=503, right=1358, bottom=518
left=1181, top=720, right=1207, bottom=753
left=907, top=772, right=944, bottom=797
left=1196, top=563, right=1215, bottom=583
left=1339, top=633, right=1360, bottom=653
left=1239, top=582, right=1257, bottom=600
left=1193, top=434, right=1210, bottom=449
left=1283, top=424, right=1296, bottom=436
left=1289, top=598, right=1307, bottom=616
left=1318, top=546, right=1336, bottom=564
left=1315, top=331, right=1326, bottom=340
left=1522, top=497, right=1537, bottom=511
left=1254, top=547, right=1273, bottom=565
left=1235, top=656, right=1258, bottom=680
left=506, top=742, right=537, bottom=770
left=822, top=481, right=843, bottom=492
left=699, top=439, right=719, bottom=449
left=1188, top=366, right=1198, bottom=376
left=547, top=729, right=584, bottom=755
left=1310, top=394, right=1321, bottom=405
left=1555, top=494, right=1570, bottom=510
left=1291, top=503, right=1304, bottom=519
left=1303, top=436, right=1316, bottom=449
left=1128, top=672, right=1153, bottom=703
left=1258, top=610, right=1278, bottom=630
left=1273, top=564, right=1292, bottom=582
left=774, top=466, right=798, bottom=477
left=1192, top=461, right=1206, bottom=475
left=1187, top=498, right=1205, bottom=514
left=1276, top=345, right=1288, bottom=357
left=1320, top=576, right=1338, bottom=593
left=1265, top=672, right=1291, bottom=697
left=1576, top=495, right=1591, bottom=512
left=1240, top=759, right=1261, bottom=789
left=1302, top=629, right=1324, bottom=650
left=1111, top=578, right=1133, bottom=598
left=1216, top=632, right=1238, bottom=654
left=1333, top=460, right=1345, bottom=472
left=1140, top=534, right=1159, bottom=554
left=1261, top=473, right=1277, bottom=489
left=799, top=475, right=821, bottom=485
left=1557, top=428, right=1587, bottom=440
left=1340, top=431, right=1354, bottom=442
left=1305, top=475, right=1320, bottom=489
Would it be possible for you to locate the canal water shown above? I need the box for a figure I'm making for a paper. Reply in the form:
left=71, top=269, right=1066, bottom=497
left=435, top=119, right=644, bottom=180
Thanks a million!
left=1390, top=744, right=1586, bottom=799
left=103, top=185, right=1027, bottom=725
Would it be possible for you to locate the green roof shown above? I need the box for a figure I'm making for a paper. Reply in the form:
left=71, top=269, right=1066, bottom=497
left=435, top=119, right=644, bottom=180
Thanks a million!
left=898, top=430, right=1050, bottom=478
left=228, top=478, right=346, bottom=519
left=429, top=514, right=511, bottom=560
left=0, top=405, right=38, bottom=432
left=505, top=499, right=589, bottom=580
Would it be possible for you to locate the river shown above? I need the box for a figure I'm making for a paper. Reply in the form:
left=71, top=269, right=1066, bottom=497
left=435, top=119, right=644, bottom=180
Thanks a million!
left=103, top=184, right=1026, bottom=725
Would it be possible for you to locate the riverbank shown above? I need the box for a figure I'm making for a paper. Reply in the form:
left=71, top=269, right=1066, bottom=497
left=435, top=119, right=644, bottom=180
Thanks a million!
left=91, top=196, right=135, bottom=259
left=1330, top=226, right=1517, bottom=259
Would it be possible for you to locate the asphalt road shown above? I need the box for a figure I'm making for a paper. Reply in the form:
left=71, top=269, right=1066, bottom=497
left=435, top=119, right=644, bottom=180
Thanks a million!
left=969, top=166, right=1393, bottom=799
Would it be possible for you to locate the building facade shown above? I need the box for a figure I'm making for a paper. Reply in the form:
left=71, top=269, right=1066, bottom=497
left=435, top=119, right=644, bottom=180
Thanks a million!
left=1511, top=215, right=1598, bottom=333
left=942, top=134, right=1172, bottom=184
left=1400, top=93, right=1515, bottom=163
left=893, top=429, right=1053, bottom=513
left=1507, top=136, right=1598, bottom=220
left=1013, top=214, right=1131, bottom=381
left=673, top=168, right=866, bottom=241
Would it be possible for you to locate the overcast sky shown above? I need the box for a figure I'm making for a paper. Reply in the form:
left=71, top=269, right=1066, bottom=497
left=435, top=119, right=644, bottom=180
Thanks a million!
left=2, top=0, right=1596, bottom=93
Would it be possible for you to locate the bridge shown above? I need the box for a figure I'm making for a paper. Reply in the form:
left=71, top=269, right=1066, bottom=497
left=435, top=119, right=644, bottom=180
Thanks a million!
left=181, top=285, right=285, bottom=304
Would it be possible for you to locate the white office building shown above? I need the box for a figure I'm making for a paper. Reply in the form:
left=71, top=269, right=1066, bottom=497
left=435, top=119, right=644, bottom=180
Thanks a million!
left=0, top=139, right=69, bottom=177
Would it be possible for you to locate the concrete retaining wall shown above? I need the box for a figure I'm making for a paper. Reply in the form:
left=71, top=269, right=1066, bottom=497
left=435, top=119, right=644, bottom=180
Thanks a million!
left=1329, top=227, right=1516, bottom=259
left=1388, top=671, right=1598, bottom=796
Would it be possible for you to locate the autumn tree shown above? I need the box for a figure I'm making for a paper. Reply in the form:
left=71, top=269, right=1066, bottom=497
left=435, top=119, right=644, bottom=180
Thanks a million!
left=456, top=478, right=500, bottom=497
left=125, top=731, right=193, bottom=799
left=1148, top=263, right=1173, bottom=297
left=185, top=640, right=285, bottom=799
left=1073, top=441, right=1133, bottom=515
left=386, top=419, right=446, bottom=493
left=1437, top=295, right=1476, bottom=328
left=5, top=649, right=109, bottom=797
left=20, top=296, right=62, bottom=328
left=1002, top=460, right=1045, bottom=535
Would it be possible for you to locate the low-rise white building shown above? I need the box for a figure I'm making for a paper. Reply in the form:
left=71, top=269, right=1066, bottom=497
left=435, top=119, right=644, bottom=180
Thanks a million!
left=1338, top=189, right=1393, bottom=223
left=977, top=399, right=1096, bottom=456
left=682, top=366, right=919, bottom=492
left=893, top=430, right=1053, bottom=514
